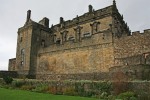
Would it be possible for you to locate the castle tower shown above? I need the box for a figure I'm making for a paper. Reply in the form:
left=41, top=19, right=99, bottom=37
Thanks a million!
left=15, top=10, right=51, bottom=78
left=16, top=10, right=34, bottom=77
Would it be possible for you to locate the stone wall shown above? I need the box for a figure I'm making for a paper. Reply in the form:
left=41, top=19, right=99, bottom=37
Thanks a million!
left=110, top=64, right=150, bottom=80
left=29, top=23, right=51, bottom=77
left=36, top=72, right=110, bottom=81
left=35, top=12, right=115, bottom=80
left=128, top=81, right=150, bottom=99
left=0, top=71, right=18, bottom=78
left=37, top=30, right=114, bottom=79
left=114, top=29, right=150, bottom=66
left=16, top=24, right=33, bottom=74
left=2, top=78, right=149, bottom=99
left=8, top=58, right=16, bottom=71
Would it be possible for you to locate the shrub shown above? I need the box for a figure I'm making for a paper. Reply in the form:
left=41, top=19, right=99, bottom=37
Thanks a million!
left=83, top=91, right=95, bottom=97
left=46, top=86, right=57, bottom=94
left=32, top=84, right=51, bottom=93
left=21, top=85, right=35, bottom=90
left=111, top=71, right=129, bottom=95
left=99, top=92, right=108, bottom=99
left=117, top=91, right=137, bottom=100
left=75, top=82, right=84, bottom=96
left=3, top=76, right=13, bottom=84
left=63, top=87, right=77, bottom=96
left=12, top=81, right=26, bottom=88
left=92, top=81, right=112, bottom=98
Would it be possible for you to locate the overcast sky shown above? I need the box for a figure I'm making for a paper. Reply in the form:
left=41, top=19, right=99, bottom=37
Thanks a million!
left=0, top=0, right=150, bottom=70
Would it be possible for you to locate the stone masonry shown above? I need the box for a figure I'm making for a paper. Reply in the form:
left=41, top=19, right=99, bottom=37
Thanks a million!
left=8, top=58, right=16, bottom=71
left=8, top=0, right=150, bottom=80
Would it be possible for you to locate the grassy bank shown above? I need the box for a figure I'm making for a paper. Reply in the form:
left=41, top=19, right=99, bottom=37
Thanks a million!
left=0, top=88, right=97, bottom=100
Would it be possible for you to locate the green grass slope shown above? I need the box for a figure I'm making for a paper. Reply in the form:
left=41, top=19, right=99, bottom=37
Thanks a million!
left=0, top=88, right=97, bottom=100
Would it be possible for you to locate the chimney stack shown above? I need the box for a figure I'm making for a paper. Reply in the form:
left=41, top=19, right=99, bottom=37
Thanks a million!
left=89, top=5, right=93, bottom=13
left=26, top=10, right=31, bottom=23
left=113, top=0, right=116, bottom=5
left=60, top=17, right=64, bottom=24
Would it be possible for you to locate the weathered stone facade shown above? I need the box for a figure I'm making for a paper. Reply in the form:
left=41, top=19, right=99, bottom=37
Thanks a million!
left=8, top=1, right=150, bottom=80
left=8, top=58, right=16, bottom=71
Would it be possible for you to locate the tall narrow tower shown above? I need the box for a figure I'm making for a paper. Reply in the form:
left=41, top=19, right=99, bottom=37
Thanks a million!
left=16, top=10, right=50, bottom=78
left=16, top=10, right=36, bottom=78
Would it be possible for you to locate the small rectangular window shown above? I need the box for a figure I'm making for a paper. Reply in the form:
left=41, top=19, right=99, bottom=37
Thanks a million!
left=21, top=61, right=24, bottom=66
left=20, top=37, right=23, bottom=42
left=56, top=39, right=61, bottom=44
left=68, top=36, right=75, bottom=41
left=41, top=39, right=45, bottom=47
left=21, top=49, right=25, bottom=55
left=21, top=49, right=25, bottom=66
left=83, top=32, right=91, bottom=38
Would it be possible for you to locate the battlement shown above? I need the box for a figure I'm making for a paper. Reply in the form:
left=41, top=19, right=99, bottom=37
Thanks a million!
left=144, top=29, right=150, bottom=33
left=131, top=29, right=150, bottom=36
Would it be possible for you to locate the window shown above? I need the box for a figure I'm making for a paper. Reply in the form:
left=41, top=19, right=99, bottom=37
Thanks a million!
left=41, top=39, right=45, bottom=47
left=21, top=49, right=25, bottom=55
left=93, top=22, right=98, bottom=33
left=21, top=49, right=25, bottom=66
left=53, top=34, right=56, bottom=43
left=21, top=61, right=24, bottom=65
left=91, top=22, right=100, bottom=34
left=56, top=38, right=61, bottom=44
left=83, top=32, right=91, bottom=38
left=20, top=37, right=23, bottom=42
left=64, top=34, right=67, bottom=41
left=20, top=34, right=23, bottom=42
left=68, top=36, right=75, bottom=41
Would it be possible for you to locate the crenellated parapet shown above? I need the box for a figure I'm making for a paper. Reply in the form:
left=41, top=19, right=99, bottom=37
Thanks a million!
left=144, top=29, right=150, bottom=33
left=132, top=29, right=150, bottom=35
left=114, top=28, right=150, bottom=67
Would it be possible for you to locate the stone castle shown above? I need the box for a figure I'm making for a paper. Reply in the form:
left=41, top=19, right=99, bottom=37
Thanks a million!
left=8, top=1, right=150, bottom=80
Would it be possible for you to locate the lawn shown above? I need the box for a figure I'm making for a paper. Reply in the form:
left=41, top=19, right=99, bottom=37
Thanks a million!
left=0, top=88, right=97, bottom=100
